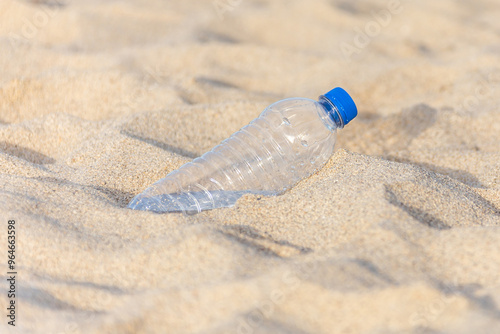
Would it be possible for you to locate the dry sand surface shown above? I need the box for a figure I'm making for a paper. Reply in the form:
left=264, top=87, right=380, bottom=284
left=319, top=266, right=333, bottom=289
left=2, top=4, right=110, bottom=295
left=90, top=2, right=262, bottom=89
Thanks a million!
left=1, top=0, right=500, bottom=333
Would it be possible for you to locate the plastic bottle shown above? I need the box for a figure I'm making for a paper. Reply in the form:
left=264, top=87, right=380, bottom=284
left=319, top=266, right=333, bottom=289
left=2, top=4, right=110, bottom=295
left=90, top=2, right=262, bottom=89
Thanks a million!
left=128, top=87, right=357, bottom=214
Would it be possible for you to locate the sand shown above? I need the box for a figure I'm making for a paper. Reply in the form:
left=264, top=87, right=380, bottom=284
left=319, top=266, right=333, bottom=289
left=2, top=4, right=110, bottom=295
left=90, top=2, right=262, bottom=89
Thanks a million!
left=1, top=0, right=500, bottom=333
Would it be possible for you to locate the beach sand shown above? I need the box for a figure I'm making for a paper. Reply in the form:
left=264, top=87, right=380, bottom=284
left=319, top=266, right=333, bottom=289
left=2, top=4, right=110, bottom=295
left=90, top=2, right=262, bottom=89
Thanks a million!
left=1, top=0, right=500, bottom=333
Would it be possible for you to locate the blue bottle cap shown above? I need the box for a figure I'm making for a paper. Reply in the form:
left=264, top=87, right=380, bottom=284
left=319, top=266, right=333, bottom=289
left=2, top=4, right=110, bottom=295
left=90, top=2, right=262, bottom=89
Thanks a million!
left=323, top=87, right=358, bottom=126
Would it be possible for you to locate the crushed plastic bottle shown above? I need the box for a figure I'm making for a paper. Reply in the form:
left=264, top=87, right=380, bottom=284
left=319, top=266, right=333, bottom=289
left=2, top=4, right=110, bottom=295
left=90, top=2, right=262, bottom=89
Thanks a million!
left=128, top=87, right=357, bottom=214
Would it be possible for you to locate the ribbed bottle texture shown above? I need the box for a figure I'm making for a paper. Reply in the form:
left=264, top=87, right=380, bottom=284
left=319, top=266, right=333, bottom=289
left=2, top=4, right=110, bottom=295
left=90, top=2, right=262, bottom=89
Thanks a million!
left=128, top=89, right=356, bottom=214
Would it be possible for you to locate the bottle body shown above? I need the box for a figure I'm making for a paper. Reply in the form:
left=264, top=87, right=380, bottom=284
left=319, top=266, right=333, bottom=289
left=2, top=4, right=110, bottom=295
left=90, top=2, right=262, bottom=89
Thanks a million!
left=128, top=97, right=340, bottom=214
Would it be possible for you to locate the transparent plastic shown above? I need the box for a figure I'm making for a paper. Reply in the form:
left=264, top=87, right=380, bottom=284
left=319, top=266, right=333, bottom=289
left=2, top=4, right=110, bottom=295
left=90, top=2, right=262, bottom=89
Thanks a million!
left=128, top=96, right=344, bottom=214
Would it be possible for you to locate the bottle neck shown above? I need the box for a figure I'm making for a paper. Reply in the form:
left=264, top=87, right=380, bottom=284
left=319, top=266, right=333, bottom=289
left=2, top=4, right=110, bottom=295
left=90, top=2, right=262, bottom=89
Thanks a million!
left=318, top=96, right=344, bottom=129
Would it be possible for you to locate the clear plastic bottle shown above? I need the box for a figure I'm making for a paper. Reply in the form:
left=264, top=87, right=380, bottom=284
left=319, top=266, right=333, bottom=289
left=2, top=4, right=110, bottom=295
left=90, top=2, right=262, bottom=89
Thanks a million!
left=128, top=87, right=357, bottom=214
